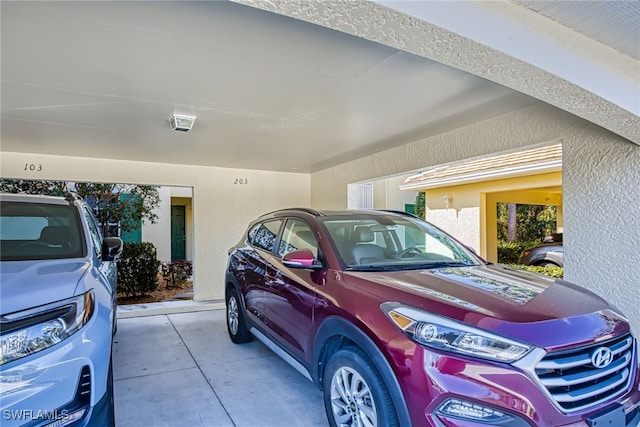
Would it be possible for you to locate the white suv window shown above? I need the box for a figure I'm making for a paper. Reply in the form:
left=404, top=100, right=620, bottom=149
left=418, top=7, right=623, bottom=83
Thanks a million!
left=83, top=205, right=103, bottom=255
left=0, top=216, right=48, bottom=240
left=0, top=201, right=84, bottom=261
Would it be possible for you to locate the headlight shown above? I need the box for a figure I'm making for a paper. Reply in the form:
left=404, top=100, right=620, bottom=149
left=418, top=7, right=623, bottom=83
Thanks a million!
left=0, top=290, right=95, bottom=365
left=381, top=302, right=532, bottom=363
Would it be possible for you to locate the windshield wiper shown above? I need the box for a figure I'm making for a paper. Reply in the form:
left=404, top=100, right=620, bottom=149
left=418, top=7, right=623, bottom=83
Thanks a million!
left=345, top=265, right=403, bottom=272
left=404, top=261, right=476, bottom=270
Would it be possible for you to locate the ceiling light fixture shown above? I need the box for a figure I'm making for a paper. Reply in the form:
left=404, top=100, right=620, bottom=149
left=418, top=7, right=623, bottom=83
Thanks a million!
left=169, top=114, right=196, bottom=132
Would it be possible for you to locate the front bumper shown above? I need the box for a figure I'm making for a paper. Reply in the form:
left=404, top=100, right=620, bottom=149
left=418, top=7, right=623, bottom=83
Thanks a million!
left=0, top=320, right=112, bottom=426
left=395, top=343, right=640, bottom=426
left=430, top=404, right=640, bottom=427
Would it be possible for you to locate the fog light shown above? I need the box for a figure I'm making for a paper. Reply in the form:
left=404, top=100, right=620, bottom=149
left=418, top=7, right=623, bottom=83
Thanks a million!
left=437, top=398, right=512, bottom=423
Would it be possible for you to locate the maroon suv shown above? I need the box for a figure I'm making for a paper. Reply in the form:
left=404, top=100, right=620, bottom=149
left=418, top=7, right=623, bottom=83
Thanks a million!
left=225, top=209, right=640, bottom=426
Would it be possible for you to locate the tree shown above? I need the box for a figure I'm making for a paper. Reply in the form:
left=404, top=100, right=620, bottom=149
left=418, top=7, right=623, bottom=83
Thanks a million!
left=507, top=203, right=517, bottom=242
left=497, top=203, right=557, bottom=242
left=0, top=178, right=160, bottom=237
left=0, top=179, right=68, bottom=196
left=74, top=183, right=160, bottom=237
left=414, top=192, right=426, bottom=219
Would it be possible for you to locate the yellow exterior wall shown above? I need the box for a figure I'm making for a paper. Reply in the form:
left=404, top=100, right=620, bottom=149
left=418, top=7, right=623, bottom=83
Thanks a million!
left=423, top=171, right=562, bottom=262
left=171, top=196, right=194, bottom=262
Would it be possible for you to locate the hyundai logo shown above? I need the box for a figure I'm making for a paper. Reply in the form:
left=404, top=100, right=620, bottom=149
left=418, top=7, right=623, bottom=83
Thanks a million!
left=591, top=347, right=614, bottom=369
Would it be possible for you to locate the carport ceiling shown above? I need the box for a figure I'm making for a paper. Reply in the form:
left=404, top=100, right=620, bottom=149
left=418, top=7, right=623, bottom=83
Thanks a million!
left=1, top=1, right=638, bottom=173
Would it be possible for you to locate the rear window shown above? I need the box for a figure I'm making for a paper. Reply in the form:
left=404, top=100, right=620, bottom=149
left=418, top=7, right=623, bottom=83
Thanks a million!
left=247, top=220, right=282, bottom=253
left=0, top=201, right=85, bottom=261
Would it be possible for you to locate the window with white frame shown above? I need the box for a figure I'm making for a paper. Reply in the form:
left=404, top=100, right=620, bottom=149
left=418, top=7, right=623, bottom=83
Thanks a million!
left=355, top=183, right=373, bottom=210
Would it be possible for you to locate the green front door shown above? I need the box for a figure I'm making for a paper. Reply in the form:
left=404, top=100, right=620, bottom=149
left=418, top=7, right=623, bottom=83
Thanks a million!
left=171, top=205, right=186, bottom=261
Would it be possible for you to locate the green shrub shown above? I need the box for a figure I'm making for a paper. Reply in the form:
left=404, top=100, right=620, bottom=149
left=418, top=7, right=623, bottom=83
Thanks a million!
left=497, top=241, right=539, bottom=264
left=414, top=192, right=426, bottom=219
left=508, top=264, right=564, bottom=279
left=117, top=242, right=160, bottom=297
left=160, top=260, right=193, bottom=289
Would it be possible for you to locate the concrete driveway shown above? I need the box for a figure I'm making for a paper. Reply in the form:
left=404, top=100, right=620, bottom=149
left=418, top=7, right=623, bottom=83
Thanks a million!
left=113, top=303, right=327, bottom=426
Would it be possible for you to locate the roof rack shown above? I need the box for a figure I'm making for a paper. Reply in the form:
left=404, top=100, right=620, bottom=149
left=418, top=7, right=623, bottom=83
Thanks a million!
left=64, top=192, right=83, bottom=203
left=380, top=209, right=420, bottom=219
left=259, top=207, right=323, bottom=218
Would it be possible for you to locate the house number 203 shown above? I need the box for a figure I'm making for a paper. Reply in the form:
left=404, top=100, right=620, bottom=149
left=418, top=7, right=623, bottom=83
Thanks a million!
left=24, top=163, right=43, bottom=172
left=234, top=178, right=248, bottom=185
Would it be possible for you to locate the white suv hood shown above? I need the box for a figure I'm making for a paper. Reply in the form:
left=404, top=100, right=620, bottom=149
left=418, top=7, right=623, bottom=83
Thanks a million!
left=0, top=259, right=90, bottom=314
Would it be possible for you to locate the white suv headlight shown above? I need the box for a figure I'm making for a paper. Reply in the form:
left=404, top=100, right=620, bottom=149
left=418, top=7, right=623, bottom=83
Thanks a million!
left=382, top=302, right=532, bottom=363
left=0, top=290, right=95, bottom=365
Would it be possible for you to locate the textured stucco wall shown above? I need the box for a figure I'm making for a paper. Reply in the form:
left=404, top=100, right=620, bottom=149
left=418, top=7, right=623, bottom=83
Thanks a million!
left=141, top=186, right=172, bottom=262
left=370, top=176, right=416, bottom=210
left=425, top=185, right=485, bottom=252
left=384, top=176, right=417, bottom=211
left=372, top=181, right=387, bottom=210
left=563, top=128, right=640, bottom=335
left=426, top=207, right=480, bottom=252
left=1, top=152, right=310, bottom=301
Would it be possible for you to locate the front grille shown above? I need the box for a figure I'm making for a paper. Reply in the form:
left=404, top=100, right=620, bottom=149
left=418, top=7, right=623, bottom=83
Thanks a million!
left=535, top=335, right=635, bottom=412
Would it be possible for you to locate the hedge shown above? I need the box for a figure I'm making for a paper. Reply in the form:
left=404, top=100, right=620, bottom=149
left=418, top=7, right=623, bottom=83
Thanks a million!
left=497, top=241, right=540, bottom=264
left=160, top=260, right=193, bottom=289
left=117, top=242, right=161, bottom=297
left=508, top=264, right=564, bottom=279
left=498, top=241, right=563, bottom=278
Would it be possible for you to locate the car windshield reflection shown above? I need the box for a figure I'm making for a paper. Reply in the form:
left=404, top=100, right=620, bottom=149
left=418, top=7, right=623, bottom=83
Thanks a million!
left=319, top=214, right=482, bottom=270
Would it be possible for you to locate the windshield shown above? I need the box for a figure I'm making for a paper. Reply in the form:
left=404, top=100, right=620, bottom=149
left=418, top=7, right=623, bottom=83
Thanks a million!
left=0, top=201, right=84, bottom=261
left=320, top=213, right=482, bottom=271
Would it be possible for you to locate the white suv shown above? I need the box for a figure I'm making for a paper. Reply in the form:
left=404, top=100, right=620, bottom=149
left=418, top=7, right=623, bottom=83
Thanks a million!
left=1, top=193, right=122, bottom=427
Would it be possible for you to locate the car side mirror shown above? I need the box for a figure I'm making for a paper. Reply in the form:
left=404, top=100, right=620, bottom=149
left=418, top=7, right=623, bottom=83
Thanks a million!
left=282, top=249, right=323, bottom=270
left=102, top=237, right=123, bottom=261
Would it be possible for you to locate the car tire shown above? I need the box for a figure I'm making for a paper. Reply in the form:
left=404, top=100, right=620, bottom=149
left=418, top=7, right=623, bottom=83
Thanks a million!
left=323, top=346, right=399, bottom=427
left=539, top=262, right=560, bottom=267
left=226, top=287, right=252, bottom=343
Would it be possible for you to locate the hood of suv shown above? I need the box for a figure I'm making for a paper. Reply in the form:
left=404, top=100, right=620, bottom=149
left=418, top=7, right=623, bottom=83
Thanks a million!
left=344, top=264, right=627, bottom=350
left=0, top=259, right=91, bottom=314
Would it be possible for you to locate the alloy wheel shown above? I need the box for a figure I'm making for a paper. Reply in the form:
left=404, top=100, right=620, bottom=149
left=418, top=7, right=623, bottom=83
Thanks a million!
left=330, top=366, right=377, bottom=427
left=227, top=296, right=239, bottom=335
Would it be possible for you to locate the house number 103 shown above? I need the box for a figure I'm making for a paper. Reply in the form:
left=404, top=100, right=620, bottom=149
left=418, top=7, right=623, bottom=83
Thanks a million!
left=24, top=163, right=43, bottom=172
